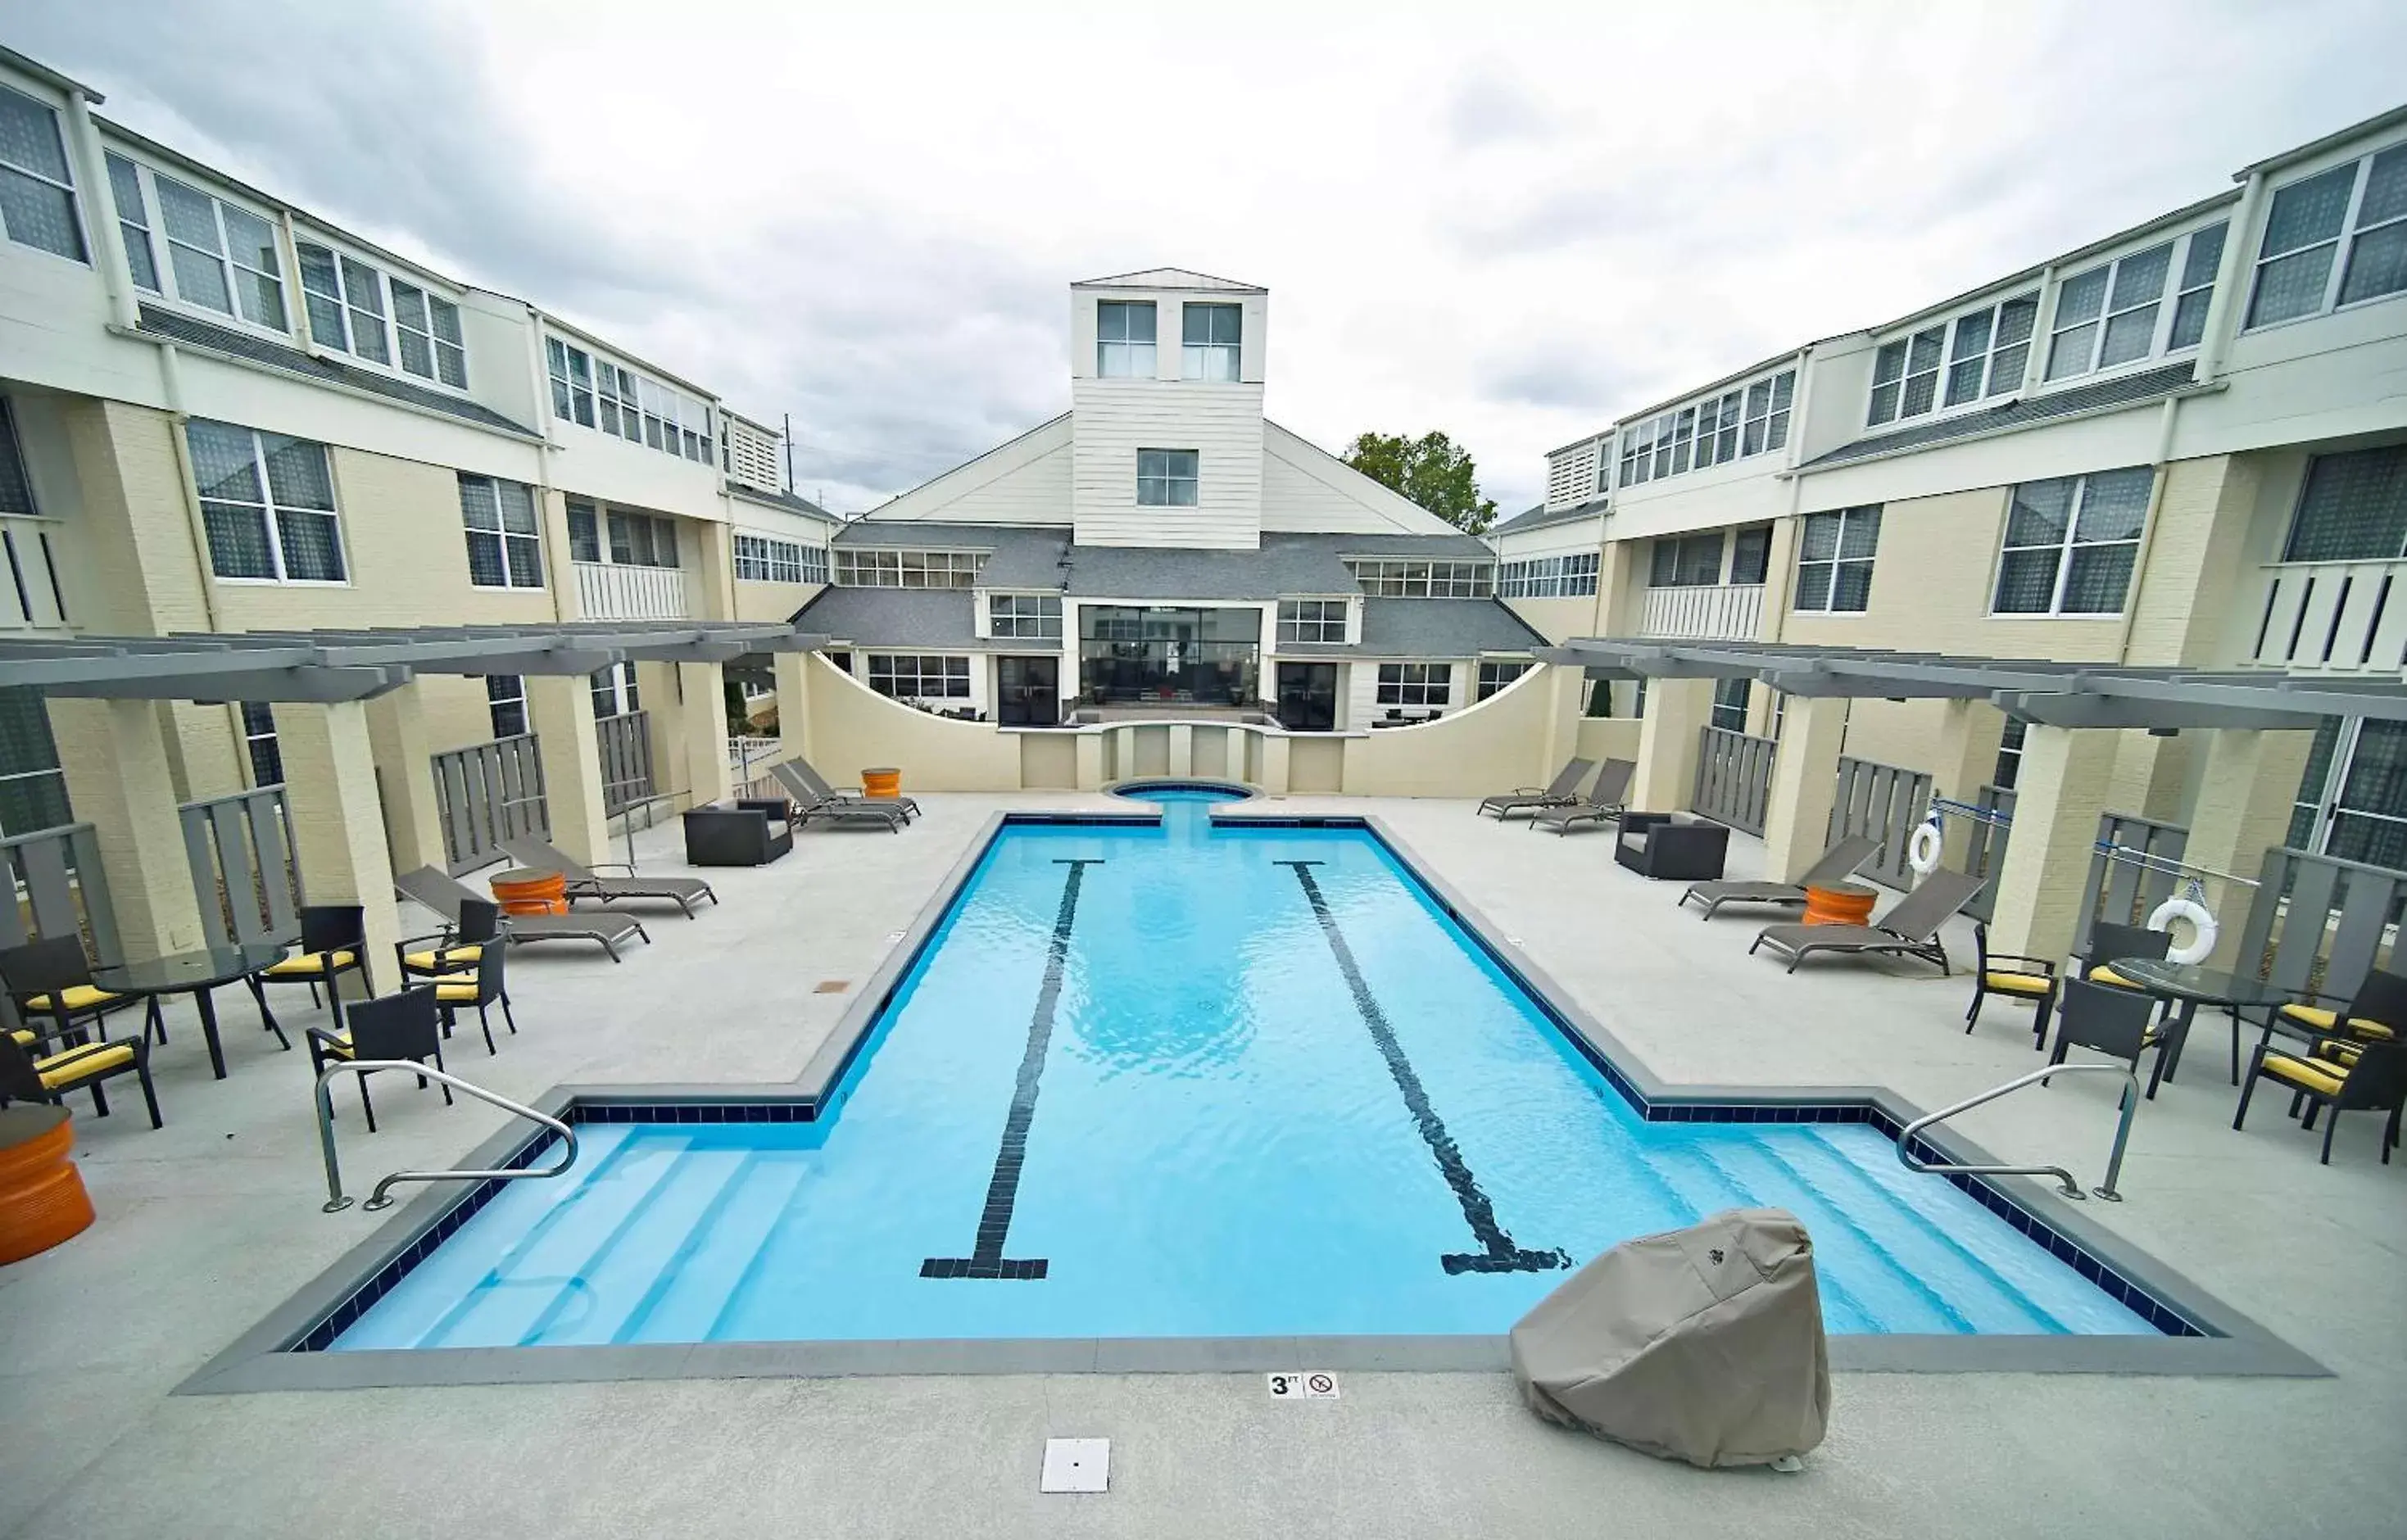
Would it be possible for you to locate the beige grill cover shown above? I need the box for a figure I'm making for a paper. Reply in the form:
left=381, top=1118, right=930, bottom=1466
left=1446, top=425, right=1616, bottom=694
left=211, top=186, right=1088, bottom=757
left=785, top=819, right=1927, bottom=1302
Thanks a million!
left=1509, top=1207, right=1829, bottom=1468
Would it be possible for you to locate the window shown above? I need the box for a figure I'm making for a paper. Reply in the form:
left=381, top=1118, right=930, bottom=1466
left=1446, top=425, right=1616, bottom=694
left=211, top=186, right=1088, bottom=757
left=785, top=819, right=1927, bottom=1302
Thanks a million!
left=2320, top=720, right=2407, bottom=870
left=1993, top=718, right=2026, bottom=790
left=2281, top=445, right=2407, bottom=563
left=547, top=341, right=711, bottom=461
left=103, top=152, right=156, bottom=291
left=459, top=474, right=544, bottom=589
left=736, top=533, right=817, bottom=584
left=546, top=337, right=595, bottom=427
left=1376, top=663, right=1451, bottom=708
left=1476, top=659, right=1531, bottom=700
left=831, top=548, right=986, bottom=588
left=1181, top=302, right=1241, bottom=381
left=0, top=398, right=34, bottom=514
left=184, top=419, right=344, bottom=582
left=1621, top=369, right=1793, bottom=485
left=485, top=675, right=528, bottom=737
left=867, top=654, right=970, bottom=700
left=1711, top=677, right=1752, bottom=733
left=238, top=701, right=282, bottom=787
left=1277, top=599, right=1349, bottom=644
left=1934, top=292, right=2040, bottom=410
left=1136, top=449, right=1199, bottom=506
left=0, top=86, right=84, bottom=262
left=1649, top=532, right=1725, bottom=587
left=990, top=593, right=1063, bottom=639
left=590, top=660, right=639, bottom=718
left=1868, top=324, right=1944, bottom=424
left=1097, top=301, right=1156, bottom=377
left=606, top=511, right=678, bottom=568
left=0, top=686, right=70, bottom=836
left=1793, top=506, right=1879, bottom=613
left=1497, top=552, right=1599, bottom=597
left=2248, top=145, right=2407, bottom=328
left=796, top=542, right=829, bottom=584
left=153, top=174, right=284, bottom=329
left=1992, top=468, right=2152, bottom=615
left=1729, top=525, right=1772, bottom=585
left=565, top=498, right=601, bottom=562
left=1345, top=559, right=1495, bottom=598
left=2046, top=224, right=2226, bottom=380
left=390, top=280, right=467, bottom=387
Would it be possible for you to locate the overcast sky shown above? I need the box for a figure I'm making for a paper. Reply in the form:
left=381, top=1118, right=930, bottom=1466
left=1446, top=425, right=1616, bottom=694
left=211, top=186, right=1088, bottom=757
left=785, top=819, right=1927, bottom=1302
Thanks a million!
left=14, top=0, right=2407, bottom=514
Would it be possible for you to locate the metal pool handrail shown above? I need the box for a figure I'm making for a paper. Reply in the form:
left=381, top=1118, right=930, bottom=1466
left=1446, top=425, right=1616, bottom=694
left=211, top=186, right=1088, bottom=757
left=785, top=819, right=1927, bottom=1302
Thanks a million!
left=1897, top=1062, right=2140, bottom=1203
left=315, top=1060, right=578, bottom=1213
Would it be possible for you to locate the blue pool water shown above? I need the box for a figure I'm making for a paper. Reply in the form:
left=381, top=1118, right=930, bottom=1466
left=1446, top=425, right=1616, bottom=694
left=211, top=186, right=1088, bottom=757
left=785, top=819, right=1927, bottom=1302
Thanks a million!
left=335, top=793, right=2154, bottom=1348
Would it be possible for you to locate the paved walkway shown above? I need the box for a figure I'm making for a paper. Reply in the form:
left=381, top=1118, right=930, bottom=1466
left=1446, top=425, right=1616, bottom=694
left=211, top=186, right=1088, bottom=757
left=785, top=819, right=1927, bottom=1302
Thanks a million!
left=2, top=792, right=2401, bottom=1538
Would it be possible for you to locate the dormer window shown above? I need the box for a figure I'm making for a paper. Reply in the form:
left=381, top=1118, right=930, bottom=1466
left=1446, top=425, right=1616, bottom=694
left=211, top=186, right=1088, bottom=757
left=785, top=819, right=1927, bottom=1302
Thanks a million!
left=1097, top=301, right=1157, bottom=377
left=1181, top=302, right=1241, bottom=381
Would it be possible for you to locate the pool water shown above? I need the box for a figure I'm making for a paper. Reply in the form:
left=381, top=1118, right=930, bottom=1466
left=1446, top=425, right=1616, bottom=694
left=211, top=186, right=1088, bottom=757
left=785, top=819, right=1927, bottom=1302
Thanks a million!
left=334, top=793, right=2153, bottom=1349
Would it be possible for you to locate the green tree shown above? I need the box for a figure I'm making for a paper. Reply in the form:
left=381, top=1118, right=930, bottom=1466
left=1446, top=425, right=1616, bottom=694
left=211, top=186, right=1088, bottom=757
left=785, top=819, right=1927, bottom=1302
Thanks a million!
left=1340, top=430, right=1499, bottom=535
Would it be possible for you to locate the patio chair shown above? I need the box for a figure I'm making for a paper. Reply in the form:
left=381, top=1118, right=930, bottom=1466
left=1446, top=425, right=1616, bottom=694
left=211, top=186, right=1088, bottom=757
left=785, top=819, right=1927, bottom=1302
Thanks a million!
left=768, top=762, right=910, bottom=832
left=777, top=757, right=920, bottom=822
left=1747, top=868, right=1987, bottom=976
left=394, top=867, right=649, bottom=963
left=2045, top=978, right=2174, bottom=1096
left=1477, top=757, right=1594, bottom=821
left=2233, top=1037, right=2406, bottom=1166
left=0, top=935, right=157, bottom=1048
left=255, top=904, right=372, bottom=1021
left=2269, top=967, right=2407, bottom=1049
left=499, top=835, right=717, bottom=918
left=1965, top=922, right=2059, bottom=1046
left=431, top=944, right=516, bottom=1056
left=1529, top=759, right=1636, bottom=836
left=0, top=1012, right=162, bottom=1129
left=2077, top=921, right=2172, bottom=992
left=397, top=897, right=499, bottom=981
left=1678, top=835, right=1879, bottom=920
left=305, top=985, right=450, bottom=1135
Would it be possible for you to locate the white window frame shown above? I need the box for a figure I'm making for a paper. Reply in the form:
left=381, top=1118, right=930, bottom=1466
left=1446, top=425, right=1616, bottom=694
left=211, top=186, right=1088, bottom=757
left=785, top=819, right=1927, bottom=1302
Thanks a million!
left=0, top=84, right=87, bottom=265
left=1181, top=302, right=1241, bottom=381
left=589, top=659, right=640, bottom=718
left=736, top=532, right=810, bottom=583
left=1475, top=659, right=1530, bottom=700
left=389, top=278, right=468, bottom=388
left=148, top=170, right=287, bottom=332
left=1793, top=506, right=1880, bottom=614
left=1136, top=448, right=1199, bottom=507
left=2044, top=222, right=2227, bottom=383
left=1097, top=300, right=1157, bottom=378
left=2245, top=143, right=2407, bottom=330
left=831, top=547, right=986, bottom=589
left=1711, top=677, right=1752, bottom=733
left=989, top=592, right=1063, bottom=640
left=1276, top=598, right=1349, bottom=644
left=1344, top=559, right=1495, bottom=599
left=605, top=510, right=678, bottom=569
left=1993, top=718, right=2026, bottom=790
left=0, top=397, right=37, bottom=516
left=238, top=701, right=282, bottom=788
left=546, top=337, right=596, bottom=427
left=1988, top=468, right=2153, bottom=618
left=1936, top=291, right=2041, bottom=411
left=103, top=151, right=156, bottom=291
left=485, top=675, right=528, bottom=738
left=1496, top=553, right=1600, bottom=598
left=866, top=654, right=972, bottom=700
left=1867, top=324, right=1946, bottom=425
left=185, top=419, right=347, bottom=586
left=1375, top=663, right=1451, bottom=708
left=458, top=473, right=545, bottom=590
left=1621, top=369, right=1793, bottom=485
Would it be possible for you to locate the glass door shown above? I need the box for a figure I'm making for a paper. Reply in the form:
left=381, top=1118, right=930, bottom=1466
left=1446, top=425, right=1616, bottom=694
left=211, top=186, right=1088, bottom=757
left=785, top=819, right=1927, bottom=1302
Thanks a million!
left=1275, top=663, right=1339, bottom=732
left=995, top=655, right=1059, bottom=727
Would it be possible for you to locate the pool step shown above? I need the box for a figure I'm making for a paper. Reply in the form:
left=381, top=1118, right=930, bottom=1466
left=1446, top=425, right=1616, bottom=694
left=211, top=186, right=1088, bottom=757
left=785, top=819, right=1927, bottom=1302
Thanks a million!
left=524, top=1145, right=755, bottom=1346
left=1655, top=1140, right=1903, bottom=1334
left=632, top=1153, right=815, bottom=1343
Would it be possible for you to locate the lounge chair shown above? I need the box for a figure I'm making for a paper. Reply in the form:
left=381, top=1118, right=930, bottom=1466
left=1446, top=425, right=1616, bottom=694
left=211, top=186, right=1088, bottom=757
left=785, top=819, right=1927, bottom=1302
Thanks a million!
left=1747, top=868, right=1987, bottom=976
left=1529, top=759, right=1636, bottom=836
left=1678, top=835, right=1880, bottom=920
left=394, top=867, right=649, bottom=962
left=499, top=835, right=717, bottom=917
left=768, top=762, right=910, bottom=832
left=1478, top=757, right=1594, bottom=821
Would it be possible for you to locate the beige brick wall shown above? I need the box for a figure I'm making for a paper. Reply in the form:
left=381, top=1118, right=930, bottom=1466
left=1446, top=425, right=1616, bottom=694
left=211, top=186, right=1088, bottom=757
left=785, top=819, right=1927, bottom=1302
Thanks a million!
left=734, top=578, right=823, bottom=623
left=2119, top=453, right=2260, bottom=668
left=1498, top=594, right=1603, bottom=645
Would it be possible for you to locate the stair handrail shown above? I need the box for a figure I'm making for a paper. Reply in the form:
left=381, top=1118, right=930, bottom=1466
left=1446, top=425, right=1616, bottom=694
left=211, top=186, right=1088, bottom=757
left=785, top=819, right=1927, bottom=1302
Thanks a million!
left=1896, top=1062, right=2139, bottom=1202
left=315, top=1060, right=578, bottom=1213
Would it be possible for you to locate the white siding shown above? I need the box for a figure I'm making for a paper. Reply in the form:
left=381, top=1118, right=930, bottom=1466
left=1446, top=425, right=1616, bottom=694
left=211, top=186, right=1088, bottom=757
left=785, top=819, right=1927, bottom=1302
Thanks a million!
left=1345, top=656, right=1469, bottom=729
left=1258, top=420, right=1459, bottom=535
left=1545, top=439, right=1602, bottom=510
left=865, top=414, right=1073, bottom=525
left=1071, top=379, right=1264, bottom=548
left=1494, top=512, right=1606, bottom=560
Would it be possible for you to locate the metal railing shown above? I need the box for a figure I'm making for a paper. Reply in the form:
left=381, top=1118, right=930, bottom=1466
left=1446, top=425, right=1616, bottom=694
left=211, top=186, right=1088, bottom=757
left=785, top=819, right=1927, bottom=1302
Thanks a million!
left=1692, top=724, right=1777, bottom=836
left=179, top=785, right=299, bottom=949
left=1932, top=785, right=2015, bottom=922
left=1829, top=755, right=1933, bottom=890
left=728, top=734, right=781, bottom=785
left=315, top=1060, right=578, bottom=1212
left=1897, top=1062, right=2139, bottom=1202
left=432, top=733, right=549, bottom=874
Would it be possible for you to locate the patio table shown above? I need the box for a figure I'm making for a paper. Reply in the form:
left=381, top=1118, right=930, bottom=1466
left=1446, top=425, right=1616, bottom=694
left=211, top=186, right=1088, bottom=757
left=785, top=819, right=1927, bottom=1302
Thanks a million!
left=89, top=940, right=293, bottom=1081
left=2103, top=958, right=2304, bottom=1090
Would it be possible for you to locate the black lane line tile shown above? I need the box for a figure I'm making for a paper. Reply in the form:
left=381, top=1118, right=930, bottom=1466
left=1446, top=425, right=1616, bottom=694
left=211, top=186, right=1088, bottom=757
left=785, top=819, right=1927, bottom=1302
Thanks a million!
left=1276, top=860, right=1569, bottom=1276
left=920, top=857, right=1103, bottom=1281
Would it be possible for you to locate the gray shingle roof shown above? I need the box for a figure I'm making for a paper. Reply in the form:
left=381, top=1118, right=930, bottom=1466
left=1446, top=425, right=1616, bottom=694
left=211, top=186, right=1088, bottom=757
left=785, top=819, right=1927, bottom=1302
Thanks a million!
left=1492, top=497, right=1608, bottom=537
left=1799, top=363, right=2199, bottom=470
left=787, top=587, right=1058, bottom=651
left=135, top=304, right=538, bottom=437
left=729, top=484, right=838, bottom=522
left=1279, top=599, right=1546, bottom=659
left=825, top=524, right=1495, bottom=602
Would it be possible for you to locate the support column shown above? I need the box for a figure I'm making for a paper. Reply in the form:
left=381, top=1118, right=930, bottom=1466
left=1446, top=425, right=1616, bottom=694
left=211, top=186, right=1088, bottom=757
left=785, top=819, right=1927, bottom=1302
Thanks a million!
left=527, top=675, right=610, bottom=866
left=1988, top=725, right=2119, bottom=962
left=1258, top=732, right=1290, bottom=795
left=44, top=698, right=209, bottom=963
left=1930, top=700, right=2008, bottom=868
left=1075, top=732, right=1105, bottom=791
left=1167, top=722, right=1194, bottom=777
left=1629, top=677, right=1714, bottom=814
left=364, top=681, right=448, bottom=876
left=1757, top=695, right=1848, bottom=884
left=635, top=661, right=687, bottom=806
left=678, top=660, right=733, bottom=809
left=275, top=699, right=400, bottom=999
left=773, top=651, right=815, bottom=769
left=1539, top=663, right=1584, bottom=783
left=2178, top=727, right=2315, bottom=969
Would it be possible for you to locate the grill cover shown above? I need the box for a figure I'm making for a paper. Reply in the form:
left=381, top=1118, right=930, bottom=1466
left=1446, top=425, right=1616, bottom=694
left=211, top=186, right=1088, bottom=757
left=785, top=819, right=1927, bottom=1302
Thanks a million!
left=1509, top=1207, right=1829, bottom=1467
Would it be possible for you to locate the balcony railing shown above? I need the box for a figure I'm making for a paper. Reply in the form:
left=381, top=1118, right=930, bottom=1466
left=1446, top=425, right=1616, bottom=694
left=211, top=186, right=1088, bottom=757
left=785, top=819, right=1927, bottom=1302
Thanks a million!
left=0, top=515, right=71, bottom=632
left=573, top=560, right=687, bottom=621
left=1641, top=582, right=1764, bottom=641
left=2247, top=559, right=2407, bottom=672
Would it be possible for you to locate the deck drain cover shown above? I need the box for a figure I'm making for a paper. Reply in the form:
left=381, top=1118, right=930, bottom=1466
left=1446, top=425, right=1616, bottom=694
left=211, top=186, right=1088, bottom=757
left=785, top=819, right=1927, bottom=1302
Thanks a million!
left=813, top=980, right=850, bottom=994
left=1040, top=1438, right=1109, bottom=1493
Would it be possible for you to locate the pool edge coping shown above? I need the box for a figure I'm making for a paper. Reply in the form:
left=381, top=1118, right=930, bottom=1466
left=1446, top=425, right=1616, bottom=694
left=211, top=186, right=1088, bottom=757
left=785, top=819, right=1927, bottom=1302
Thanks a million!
left=175, top=808, right=2329, bottom=1394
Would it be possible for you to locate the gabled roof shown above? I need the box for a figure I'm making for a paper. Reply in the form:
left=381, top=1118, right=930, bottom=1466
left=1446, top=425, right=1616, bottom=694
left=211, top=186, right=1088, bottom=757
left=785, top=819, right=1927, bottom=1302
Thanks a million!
left=1491, top=498, right=1608, bottom=537
left=729, top=484, right=841, bottom=523
left=1073, top=267, right=1265, bottom=293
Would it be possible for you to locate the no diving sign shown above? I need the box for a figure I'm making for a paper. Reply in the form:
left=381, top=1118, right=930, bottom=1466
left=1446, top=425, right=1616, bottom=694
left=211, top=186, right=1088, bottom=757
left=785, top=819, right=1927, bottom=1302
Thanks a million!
left=1267, top=1371, right=1339, bottom=1400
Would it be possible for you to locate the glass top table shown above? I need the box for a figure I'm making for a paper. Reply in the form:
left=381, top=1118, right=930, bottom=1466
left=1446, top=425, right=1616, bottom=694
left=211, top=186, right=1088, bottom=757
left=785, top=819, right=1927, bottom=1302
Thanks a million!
left=89, top=940, right=293, bottom=1080
left=2104, top=958, right=2305, bottom=1088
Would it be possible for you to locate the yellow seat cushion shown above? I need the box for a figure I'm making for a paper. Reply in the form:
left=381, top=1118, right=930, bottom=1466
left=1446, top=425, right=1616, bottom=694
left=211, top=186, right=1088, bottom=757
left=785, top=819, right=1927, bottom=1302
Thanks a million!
left=2087, top=965, right=2142, bottom=990
left=2277, top=1003, right=2394, bottom=1040
left=36, top=1040, right=134, bottom=1089
left=9, top=1026, right=34, bottom=1049
left=402, top=944, right=484, bottom=972
left=433, top=982, right=480, bottom=1004
left=315, top=1032, right=354, bottom=1059
left=22, top=984, right=122, bottom=1013
left=261, top=949, right=358, bottom=978
left=1983, top=969, right=2053, bottom=998
left=2262, top=1053, right=2345, bottom=1097
left=2316, top=1038, right=2363, bottom=1067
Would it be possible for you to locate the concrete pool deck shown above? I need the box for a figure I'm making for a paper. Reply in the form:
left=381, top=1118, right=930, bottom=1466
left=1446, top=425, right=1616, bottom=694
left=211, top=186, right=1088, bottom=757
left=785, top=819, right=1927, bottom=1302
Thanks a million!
left=3, top=790, right=2403, bottom=1538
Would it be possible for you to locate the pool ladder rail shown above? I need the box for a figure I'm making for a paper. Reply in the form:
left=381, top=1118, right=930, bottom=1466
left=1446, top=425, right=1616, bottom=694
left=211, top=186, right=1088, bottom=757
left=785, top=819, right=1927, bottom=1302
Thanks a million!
left=314, top=1060, right=579, bottom=1214
left=1896, top=1062, right=2139, bottom=1203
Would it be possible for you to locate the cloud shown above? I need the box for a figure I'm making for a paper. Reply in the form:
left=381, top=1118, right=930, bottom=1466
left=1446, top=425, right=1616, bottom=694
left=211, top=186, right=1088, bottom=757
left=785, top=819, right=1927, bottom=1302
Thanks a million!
left=1444, top=67, right=1555, bottom=150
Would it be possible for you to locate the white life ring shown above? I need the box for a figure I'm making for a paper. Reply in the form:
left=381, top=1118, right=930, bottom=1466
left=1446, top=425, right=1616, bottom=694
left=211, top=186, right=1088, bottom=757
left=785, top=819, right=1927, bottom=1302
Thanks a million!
left=1906, top=818, right=1944, bottom=877
left=2146, top=895, right=2218, bottom=965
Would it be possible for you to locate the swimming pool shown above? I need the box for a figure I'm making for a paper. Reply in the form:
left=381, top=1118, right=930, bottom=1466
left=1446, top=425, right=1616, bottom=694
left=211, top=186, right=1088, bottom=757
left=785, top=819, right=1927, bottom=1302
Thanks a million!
left=327, top=790, right=2164, bottom=1352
